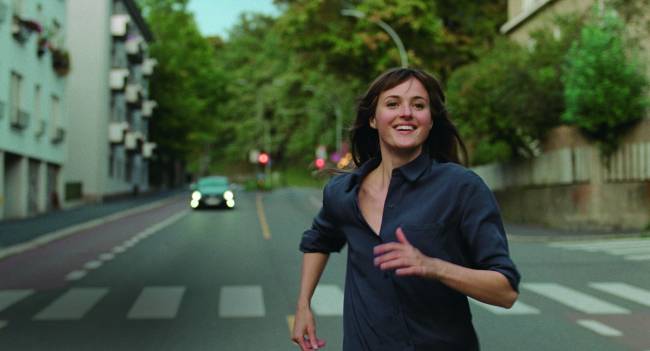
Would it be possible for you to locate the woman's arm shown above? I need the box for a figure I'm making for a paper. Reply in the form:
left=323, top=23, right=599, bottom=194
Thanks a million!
left=373, top=228, right=518, bottom=308
left=292, top=253, right=330, bottom=350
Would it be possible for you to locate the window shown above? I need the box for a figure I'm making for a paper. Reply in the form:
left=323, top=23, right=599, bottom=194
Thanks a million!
left=10, top=72, right=22, bottom=123
left=109, top=146, right=115, bottom=178
left=34, top=85, right=42, bottom=136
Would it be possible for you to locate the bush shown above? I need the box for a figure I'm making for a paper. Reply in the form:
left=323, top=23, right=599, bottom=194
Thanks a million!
left=562, top=7, right=648, bottom=157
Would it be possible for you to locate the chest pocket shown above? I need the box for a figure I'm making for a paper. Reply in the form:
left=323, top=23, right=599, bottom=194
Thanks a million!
left=401, top=222, right=451, bottom=261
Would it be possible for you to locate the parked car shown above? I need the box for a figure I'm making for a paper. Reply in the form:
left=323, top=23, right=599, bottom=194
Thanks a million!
left=190, top=176, right=235, bottom=209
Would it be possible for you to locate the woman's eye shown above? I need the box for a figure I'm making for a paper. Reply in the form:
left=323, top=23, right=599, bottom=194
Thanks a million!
left=414, top=103, right=426, bottom=110
left=386, top=101, right=398, bottom=108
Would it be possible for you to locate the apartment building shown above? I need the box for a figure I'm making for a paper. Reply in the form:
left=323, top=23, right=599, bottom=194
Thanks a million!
left=0, top=0, right=68, bottom=220
left=65, top=0, right=157, bottom=203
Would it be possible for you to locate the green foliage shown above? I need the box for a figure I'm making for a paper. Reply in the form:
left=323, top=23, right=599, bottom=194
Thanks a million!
left=562, top=7, right=648, bottom=156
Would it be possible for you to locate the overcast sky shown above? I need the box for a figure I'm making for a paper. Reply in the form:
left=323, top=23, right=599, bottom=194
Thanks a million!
left=188, top=0, right=280, bottom=38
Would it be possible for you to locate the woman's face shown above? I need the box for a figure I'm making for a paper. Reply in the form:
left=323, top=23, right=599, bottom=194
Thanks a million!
left=370, top=77, right=433, bottom=155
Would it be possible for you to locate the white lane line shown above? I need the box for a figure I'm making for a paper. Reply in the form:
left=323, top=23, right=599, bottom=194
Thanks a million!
left=127, top=287, right=185, bottom=319
left=625, top=254, right=650, bottom=261
left=99, top=253, right=115, bottom=261
left=309, top=196, right=321, bottom=209
left=65, top=270, right=87, bottom=281
left=34, top=288, right=108, bottom=320
left=0, top=196, right=180, bottom=261
left=112, top=246, right=126, bottom=254
left=550, top=239, right=650, bottom=250
left=0, top=290, right=34, bottom=312
left=312, top=284, right=344, bottom=316
left=470, top=299, right=540, bottom=315
left=219, top=285, right=265, bottom=318
left=522, top=283, right=629, bottom=314
left=576, top=319, right=622, bottom=336
left=84, top=260, right=102, bottom=270
left=589, top=282, right=650, bottom=307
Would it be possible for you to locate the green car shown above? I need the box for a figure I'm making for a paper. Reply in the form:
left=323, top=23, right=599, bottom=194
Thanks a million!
left=190, top=176, right=235, bottom=209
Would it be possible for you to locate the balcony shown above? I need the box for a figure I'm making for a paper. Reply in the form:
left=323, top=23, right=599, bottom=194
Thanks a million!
left=143, top=142, right=157, bottom=158
left=108, top=121, right=129, bottom=143
left=110, top=69, right=129, bottom=91
left=10, top=109, right=29, bottom=129
left=35, top=119, right=46, bottom=137
left=51, top=126, right=65, bottom=144
left=111, top=14, right=130, bottom=38
left=125, top=84, right=142, bottom=104
left=126, top=36, right=144, bottom=63
left=142, top=58, right=158, bottom=76
left=125, top=132, right=137, bottom=150
left=141, top=100, right=157, bottom=117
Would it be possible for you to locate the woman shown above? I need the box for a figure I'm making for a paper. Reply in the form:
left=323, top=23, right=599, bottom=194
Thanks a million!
left=292, top=68, right=520, bottom=351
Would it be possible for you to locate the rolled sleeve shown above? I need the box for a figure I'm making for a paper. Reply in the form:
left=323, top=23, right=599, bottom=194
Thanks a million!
left=459, top=172, right=521, bottom=292
left=299, top=183, right=347, bottom=253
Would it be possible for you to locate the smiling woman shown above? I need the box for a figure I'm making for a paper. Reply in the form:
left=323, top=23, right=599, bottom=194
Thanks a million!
left=292, top=68, right=521, bottom=351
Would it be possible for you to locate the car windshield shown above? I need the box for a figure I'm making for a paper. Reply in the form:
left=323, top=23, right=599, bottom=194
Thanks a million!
left=198, top=177, right=228, bottom=187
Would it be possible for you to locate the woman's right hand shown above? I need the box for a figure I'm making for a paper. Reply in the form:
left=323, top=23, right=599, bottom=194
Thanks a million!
left=292, top=305, right=326, bottom=350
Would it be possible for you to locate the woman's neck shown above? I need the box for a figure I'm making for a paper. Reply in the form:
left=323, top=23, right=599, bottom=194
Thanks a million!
left=372, top=145, right=423, bottom=188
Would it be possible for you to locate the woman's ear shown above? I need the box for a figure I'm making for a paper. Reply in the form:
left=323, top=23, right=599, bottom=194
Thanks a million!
left=369, top=116, right=377, bottom=129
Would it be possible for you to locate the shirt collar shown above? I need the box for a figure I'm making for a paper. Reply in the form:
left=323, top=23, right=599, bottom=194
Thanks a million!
left=346, top=151, right=433, bottom=191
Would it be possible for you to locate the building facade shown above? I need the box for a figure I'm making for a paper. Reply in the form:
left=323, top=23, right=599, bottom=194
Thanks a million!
left=0, top=0, right=68, bottom=220
left=475, top=0, right=650, bottom=230
left=64, top=0, right=156, bottom=203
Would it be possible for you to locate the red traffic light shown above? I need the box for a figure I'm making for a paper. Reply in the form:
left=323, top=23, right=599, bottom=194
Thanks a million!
left=258, top=152, right=269, bottom=165
left=315, top=158, right=325, bottom=170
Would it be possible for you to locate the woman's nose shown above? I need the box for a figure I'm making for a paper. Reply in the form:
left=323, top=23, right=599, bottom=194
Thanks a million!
left=400, top=105, right=413, bottom=117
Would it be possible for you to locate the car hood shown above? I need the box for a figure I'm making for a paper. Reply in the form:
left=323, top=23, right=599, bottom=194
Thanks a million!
left=197, top=186, right=229, bottom=195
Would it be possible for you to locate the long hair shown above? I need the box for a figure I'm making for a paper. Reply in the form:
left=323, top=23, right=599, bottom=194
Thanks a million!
left=350, top=68, right=468, bottom=167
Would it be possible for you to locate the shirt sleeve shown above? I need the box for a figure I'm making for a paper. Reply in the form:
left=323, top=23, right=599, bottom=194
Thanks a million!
left=459, top=171, right=521, bottom=292
left=299, top=181, right=347, bottom=253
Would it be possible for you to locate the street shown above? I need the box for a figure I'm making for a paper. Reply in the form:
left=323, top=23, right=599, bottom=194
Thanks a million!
left=0, top=189, right=649, bottom=351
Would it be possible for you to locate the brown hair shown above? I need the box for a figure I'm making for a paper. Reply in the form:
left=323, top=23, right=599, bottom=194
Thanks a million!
left=350, top=68, right=467, bottom=166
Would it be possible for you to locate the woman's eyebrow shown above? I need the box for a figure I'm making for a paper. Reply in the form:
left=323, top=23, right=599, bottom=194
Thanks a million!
left=382, top=94, right=428, bottom=101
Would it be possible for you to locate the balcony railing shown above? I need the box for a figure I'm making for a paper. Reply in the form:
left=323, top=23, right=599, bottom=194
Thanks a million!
left=143, top=142, right=157, bottom=158
left=51, top=126, right=65, bottom=144
left=126, top=36, right=144, bottom=63
left=125, top=83, right=142, bottom=104
left=110, top=68, right=129, bottom=91
left=109, top=121, right=129, bottom=143
left=111, top=14, right=130, bottom=38
left=142, top=100, right=157, bottom=117
left=10, top=109, right=30, bottom=129
left=142, top=58, right=158, bottom=76
left=125, top=132, right=137, bottom=150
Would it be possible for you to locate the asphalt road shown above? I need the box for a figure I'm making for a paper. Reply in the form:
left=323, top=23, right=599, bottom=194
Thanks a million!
left=0, top=188, right=649, bottom=350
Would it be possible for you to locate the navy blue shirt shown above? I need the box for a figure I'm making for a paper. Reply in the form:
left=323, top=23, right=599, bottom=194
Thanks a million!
left=300, top=152, right=520, bottom=351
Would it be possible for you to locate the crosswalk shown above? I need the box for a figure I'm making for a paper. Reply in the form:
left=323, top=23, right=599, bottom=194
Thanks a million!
left=549, top=237, right=650, bottom=261
left=1, top=281, right=649, bottom=339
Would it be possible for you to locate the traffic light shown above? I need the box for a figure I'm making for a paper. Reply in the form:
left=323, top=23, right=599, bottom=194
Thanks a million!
left=315, top=158, right=325, bottom=170
left=258, top=152, right=269, bottom=166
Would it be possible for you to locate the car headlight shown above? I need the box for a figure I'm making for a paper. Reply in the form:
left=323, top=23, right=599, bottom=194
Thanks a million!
left=223, top=190, right=234, bottom=200
left=192, top=191, right=202, bottom=200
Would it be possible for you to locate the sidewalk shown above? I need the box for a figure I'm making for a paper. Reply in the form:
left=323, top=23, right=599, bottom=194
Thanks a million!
left=505, top=222, right=649, bottom=242
left=0, top=189, right=186, bottom=249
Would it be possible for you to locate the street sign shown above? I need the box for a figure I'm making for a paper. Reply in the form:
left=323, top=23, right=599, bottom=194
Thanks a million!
left=249, top=149, right=260, bottom=164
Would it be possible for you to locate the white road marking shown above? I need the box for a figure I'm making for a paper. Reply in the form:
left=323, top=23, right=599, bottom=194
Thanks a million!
left=112, top=246, right=126, bottom=254
left=311, top=284, right=344, bottom=316
left=65, top=270, right=87, bottom=281
left=99, top=253, right=115, bottom=261
left=470, top=299, right=540, bottom=315
left=0, top=290, right=34, bottom=312
left=84, top=260, right=102, bottom=270
left=589, top=282, right=650, bottom=307
left=576, top=319, right=622, bottom=336
left=34, top=288, right=108, bottom=320
left=127, top=287, right=185, bottom=319
left=522, top=283, right=629, bottom=314
left=219, top=285, right=265, bottom=318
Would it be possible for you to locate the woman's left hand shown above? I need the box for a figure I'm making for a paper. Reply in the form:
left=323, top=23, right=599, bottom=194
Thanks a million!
left=373, top=227, right=437, bottom=278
